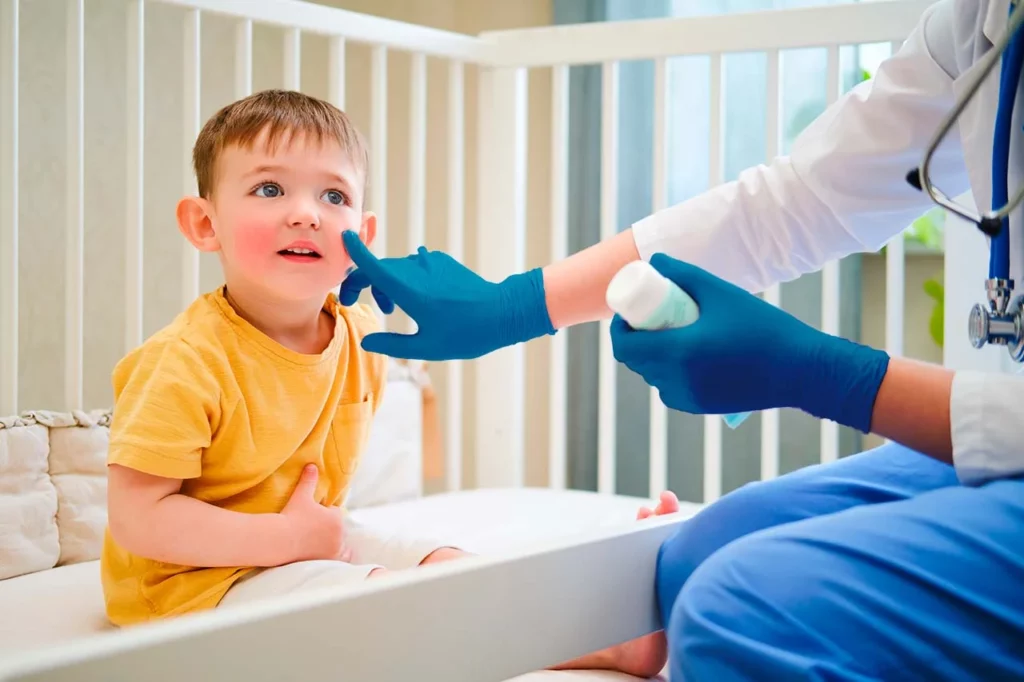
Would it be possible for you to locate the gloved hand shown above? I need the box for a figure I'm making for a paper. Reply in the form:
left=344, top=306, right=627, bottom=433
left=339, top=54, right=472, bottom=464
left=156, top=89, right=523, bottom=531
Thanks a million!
left=339, top=230, right=555, bottom=360
left=610, top=253, right=890, bottom=433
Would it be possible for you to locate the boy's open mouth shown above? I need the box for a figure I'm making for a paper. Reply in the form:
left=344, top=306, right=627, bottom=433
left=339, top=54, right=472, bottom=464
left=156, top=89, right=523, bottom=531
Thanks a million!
left=278, top=247, right=322, bottom=260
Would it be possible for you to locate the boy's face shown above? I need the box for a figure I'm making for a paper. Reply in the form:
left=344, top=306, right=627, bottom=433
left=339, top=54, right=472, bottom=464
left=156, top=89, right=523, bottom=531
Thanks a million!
left=178, top=128, right=375, bottom=304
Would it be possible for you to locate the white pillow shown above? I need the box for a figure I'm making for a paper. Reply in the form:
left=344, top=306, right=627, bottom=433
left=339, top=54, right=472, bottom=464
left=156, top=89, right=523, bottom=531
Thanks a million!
left=345, top=361, right=425, bottom=509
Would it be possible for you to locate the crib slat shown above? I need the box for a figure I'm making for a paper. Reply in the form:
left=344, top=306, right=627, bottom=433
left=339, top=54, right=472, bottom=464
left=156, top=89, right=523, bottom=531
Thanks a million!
left=328, top=37, right=345, bottom=110
left=65, top=0, right=85, bottom=411
left=475, top=66, right=528, bottom=488
left=370, top=46, right=387, bottom=256
left=549, top=63, right=569, bottom=491
left=760, top=48, right=782, bottom=481
left=886, top=39, right=905, bottom=360
left=284, top=27, right=300, bottom=91
left=0, top=0, right=18, bottom=416
left=648, top=56, right=668, bottom=497
left=407, top=52, right=427, bottom=336
left=235, top=19, right=252, bottom=98
left=125, top=0, right=145, bottom=354
left=405, top=52, right=426, bottom=351
left=703, top=52, right=724, bottom=503
left=819, top=43, right=842, bottom=464
left=598, top=60, right=619, bottom=496
left=182, top=9, right=201, bottom=308
left=369, top=45, right=388, bottom=326
left=445, top=59, right=464, bottom=491
left=886, top=232, right=905, bottom=356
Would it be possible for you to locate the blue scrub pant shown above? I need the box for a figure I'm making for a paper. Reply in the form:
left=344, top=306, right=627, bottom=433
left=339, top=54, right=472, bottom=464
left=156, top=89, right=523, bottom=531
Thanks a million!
left=655, top=442, right=1024, bottom=681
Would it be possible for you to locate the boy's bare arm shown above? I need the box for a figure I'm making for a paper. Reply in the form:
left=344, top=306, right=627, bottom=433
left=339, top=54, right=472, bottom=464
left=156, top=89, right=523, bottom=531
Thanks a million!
left=107, top=462, right=347, bottom=567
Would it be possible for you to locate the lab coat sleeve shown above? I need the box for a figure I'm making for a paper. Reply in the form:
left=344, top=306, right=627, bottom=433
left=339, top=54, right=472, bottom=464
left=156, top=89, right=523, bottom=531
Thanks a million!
left=951, top=371, right=1024, bottom=485
left=631, top=0, right=970, bottom=294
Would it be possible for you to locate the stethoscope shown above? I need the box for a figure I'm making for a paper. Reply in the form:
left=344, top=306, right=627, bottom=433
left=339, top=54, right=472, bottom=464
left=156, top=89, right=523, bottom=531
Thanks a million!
left=909, top=0, right=1024, bottom=360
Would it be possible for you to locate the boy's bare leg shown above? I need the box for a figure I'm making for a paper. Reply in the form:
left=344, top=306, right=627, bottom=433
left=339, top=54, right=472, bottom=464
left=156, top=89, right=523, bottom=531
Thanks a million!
left=417, top=492, right=681, bottom=678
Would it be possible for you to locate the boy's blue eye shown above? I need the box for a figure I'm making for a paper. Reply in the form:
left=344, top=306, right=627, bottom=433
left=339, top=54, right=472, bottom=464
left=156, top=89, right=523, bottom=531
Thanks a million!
left=321, top=189, right=346, bottom=205
left=254, top=183, right=282, bottom=198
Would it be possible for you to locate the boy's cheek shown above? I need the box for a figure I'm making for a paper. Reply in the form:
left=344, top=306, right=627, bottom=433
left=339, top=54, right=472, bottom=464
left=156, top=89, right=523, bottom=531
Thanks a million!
left=230, top=224, right=279, bottom=263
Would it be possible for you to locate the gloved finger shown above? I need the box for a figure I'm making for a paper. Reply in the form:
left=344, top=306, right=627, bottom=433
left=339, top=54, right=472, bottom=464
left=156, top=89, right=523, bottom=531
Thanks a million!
left=370, top=285, right=395, bottom=314
left=609, top=315, right=639, bottom=363
left=361, top=331, right=432, bottom=360
left=342, top=230, right=408, bottom=296
left=339, top=268, right=371, bottom=306
left=610, top=315, right=691, bottom=364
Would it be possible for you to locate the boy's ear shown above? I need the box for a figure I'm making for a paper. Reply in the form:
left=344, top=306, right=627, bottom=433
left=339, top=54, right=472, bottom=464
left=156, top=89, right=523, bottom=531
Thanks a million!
left=359, top=211, right=378, bottom=251
left=176, top=196, right=220, bottom=253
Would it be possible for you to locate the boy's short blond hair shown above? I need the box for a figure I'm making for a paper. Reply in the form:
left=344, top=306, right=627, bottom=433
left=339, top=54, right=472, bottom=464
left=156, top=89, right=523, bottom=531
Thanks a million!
left=192, top=89, right=369, bottom=201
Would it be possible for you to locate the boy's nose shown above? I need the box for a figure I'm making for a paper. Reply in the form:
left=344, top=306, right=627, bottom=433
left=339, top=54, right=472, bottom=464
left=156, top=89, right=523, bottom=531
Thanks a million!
left=287, top=205, right=320, bottom=230
left=290, top=217, right=319, bottom=229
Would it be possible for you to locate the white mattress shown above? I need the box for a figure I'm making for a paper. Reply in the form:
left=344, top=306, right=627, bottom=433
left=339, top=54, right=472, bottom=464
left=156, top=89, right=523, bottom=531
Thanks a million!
left=0, top=488, right=701, bottom=681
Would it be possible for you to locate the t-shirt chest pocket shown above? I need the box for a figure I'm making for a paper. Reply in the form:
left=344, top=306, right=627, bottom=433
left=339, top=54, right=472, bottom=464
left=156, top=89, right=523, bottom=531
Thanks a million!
left=328, top=394, right=373, bottom=474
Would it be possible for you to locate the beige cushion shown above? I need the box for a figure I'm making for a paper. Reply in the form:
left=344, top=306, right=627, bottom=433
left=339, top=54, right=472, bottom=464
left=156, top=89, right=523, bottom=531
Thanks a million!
left=0, top=416, right=60, bottom=580
left=0, top=411, right=109, bottom=581
left=49, top=412, right=110, bottom=566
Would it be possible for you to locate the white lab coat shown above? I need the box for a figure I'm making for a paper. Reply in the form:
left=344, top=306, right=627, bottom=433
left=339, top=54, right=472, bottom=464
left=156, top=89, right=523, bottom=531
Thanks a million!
left=631, top=0, right=1020, bottom=486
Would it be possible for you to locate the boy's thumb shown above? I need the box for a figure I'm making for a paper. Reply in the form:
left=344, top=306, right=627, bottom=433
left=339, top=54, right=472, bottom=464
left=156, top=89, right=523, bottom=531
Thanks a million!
left=292, top=464, right=319, bottom=497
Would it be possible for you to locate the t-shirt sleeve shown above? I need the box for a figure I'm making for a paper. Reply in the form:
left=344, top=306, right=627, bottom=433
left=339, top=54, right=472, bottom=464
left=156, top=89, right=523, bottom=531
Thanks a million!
left=107, top=338, right=220, bottom=480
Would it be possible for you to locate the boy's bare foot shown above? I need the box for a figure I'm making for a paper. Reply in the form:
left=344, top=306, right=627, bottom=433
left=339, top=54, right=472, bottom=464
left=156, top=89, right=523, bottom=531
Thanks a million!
left=551, top=490, right=680, bottom=678
left=636, top=491, right=680, bottom=522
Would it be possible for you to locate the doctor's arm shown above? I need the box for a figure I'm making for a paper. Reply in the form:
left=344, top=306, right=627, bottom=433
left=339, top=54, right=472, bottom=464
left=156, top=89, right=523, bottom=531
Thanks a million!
left=849, top=360, right=1024, bottom=486
left=869, top=359, right=953, bottom=465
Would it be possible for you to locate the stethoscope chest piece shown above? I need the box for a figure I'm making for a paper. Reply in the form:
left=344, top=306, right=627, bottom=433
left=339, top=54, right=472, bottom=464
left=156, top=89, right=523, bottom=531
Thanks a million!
left=969, top=278, right=1024, bottom=361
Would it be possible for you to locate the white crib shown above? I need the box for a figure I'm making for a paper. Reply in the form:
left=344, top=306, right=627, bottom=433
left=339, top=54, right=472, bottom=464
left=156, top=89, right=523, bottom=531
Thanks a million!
left=0, top=0, right=950, bottom=680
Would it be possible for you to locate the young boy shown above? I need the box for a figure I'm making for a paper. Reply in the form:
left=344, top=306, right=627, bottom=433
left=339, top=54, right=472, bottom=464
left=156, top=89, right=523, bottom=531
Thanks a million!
left=101, top=89, right=677, bottom=678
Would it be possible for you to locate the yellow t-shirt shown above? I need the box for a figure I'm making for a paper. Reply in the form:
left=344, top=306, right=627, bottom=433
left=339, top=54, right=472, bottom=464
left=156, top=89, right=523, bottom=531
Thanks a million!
left=100, top=286, right=386, bottom=626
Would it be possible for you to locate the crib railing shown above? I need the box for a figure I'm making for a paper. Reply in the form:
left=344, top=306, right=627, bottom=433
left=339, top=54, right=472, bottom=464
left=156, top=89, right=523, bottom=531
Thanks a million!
left=0, top=0, right=936, bottom=500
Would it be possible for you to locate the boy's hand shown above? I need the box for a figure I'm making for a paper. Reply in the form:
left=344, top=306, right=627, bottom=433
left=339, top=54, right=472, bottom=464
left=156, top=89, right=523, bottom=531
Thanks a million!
left=280, top=464, right=351, bottom=563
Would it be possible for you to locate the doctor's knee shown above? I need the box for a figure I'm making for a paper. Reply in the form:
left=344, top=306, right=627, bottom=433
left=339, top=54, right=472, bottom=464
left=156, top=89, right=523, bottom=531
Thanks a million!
left=655, top=479, right=791, bottom=625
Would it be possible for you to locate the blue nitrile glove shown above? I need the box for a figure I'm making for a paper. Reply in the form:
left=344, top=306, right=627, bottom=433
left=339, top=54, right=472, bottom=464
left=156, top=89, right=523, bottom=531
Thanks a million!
left=339, top=230, right=555, bottom=360
left=610, top=253, right=890, bottom=433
